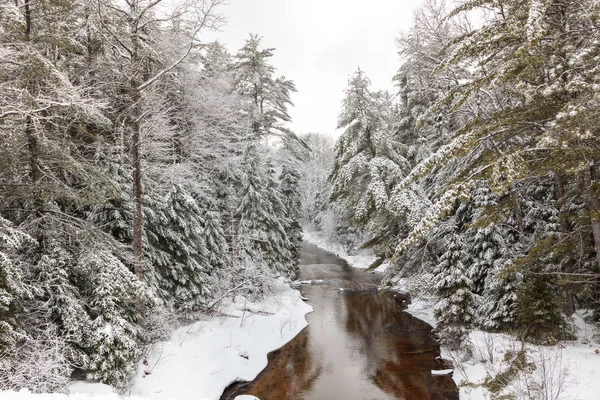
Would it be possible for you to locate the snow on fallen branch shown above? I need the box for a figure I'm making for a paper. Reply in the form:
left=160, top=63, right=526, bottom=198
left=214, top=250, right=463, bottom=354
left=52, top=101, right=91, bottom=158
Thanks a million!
left=202, top=279, right=254, bottom=313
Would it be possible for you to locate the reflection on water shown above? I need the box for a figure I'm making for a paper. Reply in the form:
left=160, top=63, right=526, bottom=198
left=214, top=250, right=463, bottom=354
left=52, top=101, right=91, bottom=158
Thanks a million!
left=221, top=243, right=458, bottom=400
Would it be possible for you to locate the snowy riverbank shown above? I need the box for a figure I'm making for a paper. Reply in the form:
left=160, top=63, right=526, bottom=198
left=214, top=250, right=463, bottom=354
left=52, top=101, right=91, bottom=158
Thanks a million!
left=302, top=230, right=388, bottom=273
left=2, top=279, right=312, bottom=400
left=407, top=299, right=600, bottom=400
left=304, top=231, right=600, bottom=400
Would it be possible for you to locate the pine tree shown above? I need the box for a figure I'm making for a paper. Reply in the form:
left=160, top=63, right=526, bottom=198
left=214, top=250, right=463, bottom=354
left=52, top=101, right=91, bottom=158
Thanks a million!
left=279, top=165, right=303, bottom=266
left=236, top=142, right=291, bottom=282
left=144, top=185, right=211, bottom=312
left=202, top=209, right=231, bottom=288
left=0, top=217, right=33, bottom=361
left=332, top=73, right=405, bottom=222
left=35, top=246, right=91, bottom=359
left=393, top=0, right=462, bottom=166
left=83, top=249, right=145, bottom=387
left=263, top=161, right=295, bottom=278
left=465, top=186, right=506, bottom=295
left=479, top=259, right=519, bottom=331
left=234, top=35, right=297, bottom=140
left=433, top=230, right=473, bottom=350
left=202, top=41, right=233, bottom=77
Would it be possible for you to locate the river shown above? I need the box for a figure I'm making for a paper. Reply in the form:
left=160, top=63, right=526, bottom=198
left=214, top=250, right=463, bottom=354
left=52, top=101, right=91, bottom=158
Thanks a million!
left=221, top=242, right=459, bottom=400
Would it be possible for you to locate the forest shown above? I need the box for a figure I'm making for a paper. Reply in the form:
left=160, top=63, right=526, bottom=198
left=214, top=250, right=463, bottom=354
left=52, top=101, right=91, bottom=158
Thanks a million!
left=309, top=0, right=600, bottom=352
left=2, top=0, right=600, bottom=396
left=0, top=0, right=304, bottom=390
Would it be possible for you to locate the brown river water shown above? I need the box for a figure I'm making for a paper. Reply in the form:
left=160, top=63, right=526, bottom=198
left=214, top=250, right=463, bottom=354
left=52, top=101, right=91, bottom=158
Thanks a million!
left=221, top=242, right=459, bottom=400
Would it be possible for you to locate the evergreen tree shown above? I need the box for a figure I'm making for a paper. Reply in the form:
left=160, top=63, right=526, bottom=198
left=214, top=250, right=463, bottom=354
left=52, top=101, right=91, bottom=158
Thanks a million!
left=35, top=246, right=91, bottom=362
left=83, top=249, right=145, bottom=387
left=202, top=41, right=234, bottom=77
left=279, top=165, right=303, bottom=266
left=235, top=142, right=297, bottom=281
left=202, top=209, right=231, bottom=289
left=0, top=217, right=33, bottom=362
left=433, top=230, right=473, bottom=350
left=234, top=35, right=297, bottom=140
left=479, top=258, right=519, bottom=331
left=144, top=185, right=211, bottom=312
left=393, top=0, right=462, bottom=167
left=329, top=69, right=426, bottom=257
left=263, top=161, right=295, bottom=278
left=464, top=186, right=506, bottom=295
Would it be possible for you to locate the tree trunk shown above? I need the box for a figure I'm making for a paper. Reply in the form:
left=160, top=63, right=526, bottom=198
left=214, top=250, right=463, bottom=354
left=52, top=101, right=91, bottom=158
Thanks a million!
left=24, top=0, right=34, bottom=182
left=132, top=94, right=144, bottom=281
left=588, top=163, right=600, bottom=266
left=130, top=1, right=144, bottom=282
left=554, top=172, right=575, bottom=316
left=230, top=211, right=237, bottom=298
left=26, top=115, right=39, bottom=183
left=587, top=162, right=600, bottom=308
left=24, top=0, right=32, bottom=37
left=511, top=181, right=524, bottom=233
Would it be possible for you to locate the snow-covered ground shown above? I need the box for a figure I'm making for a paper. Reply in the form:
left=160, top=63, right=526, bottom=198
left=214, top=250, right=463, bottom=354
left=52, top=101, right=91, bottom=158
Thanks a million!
left=0, top=391, right=148, bottom=400
left=302, top=230, right=388, bottom=272
left=2, top=279, right=312, bottom=400
left=407, top=299, right=600, bottom=400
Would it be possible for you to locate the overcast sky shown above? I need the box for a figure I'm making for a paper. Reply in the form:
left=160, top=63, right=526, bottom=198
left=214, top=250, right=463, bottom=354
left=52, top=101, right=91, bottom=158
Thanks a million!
left=204, top=0, right=423, bottom=136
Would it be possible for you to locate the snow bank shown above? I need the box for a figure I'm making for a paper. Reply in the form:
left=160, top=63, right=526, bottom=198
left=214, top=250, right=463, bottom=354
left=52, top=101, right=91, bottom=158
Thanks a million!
left=405, top=298, right=437, bottom=328
left=3, top=279, right=312, bottom=400
left=119, top=279, right=311, bottom=400
left=405, top=302, right=600, bottom=400
left=302, top=230, right=388, bottom=272
left=0, top=389, right=148, bottom=400
left=451, top=328, right=600, bottom=400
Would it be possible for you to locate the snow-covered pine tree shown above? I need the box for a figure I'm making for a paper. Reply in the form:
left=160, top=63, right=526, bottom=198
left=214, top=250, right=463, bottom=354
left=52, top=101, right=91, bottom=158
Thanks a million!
left=464, top=186, right=506, bottom=295
left=202, top=41, right=234, bottom=77
left=234, top=34, right=297, bottom=140
left=0, top=217, right=34, bottom=369
left=330, top=68, right=430, bottom=260
left=35, top=245, right=91, bottom=360
left=202, top=209, right=231, bottom=290
left=279, top=164, right=303, bottom=268
left=144, top=184, right=211, bottom=313
left=433, top=229, right=473, bottom=350
left=263, top=161, right=295, bottom=278
left=511, top=178, right=569, bottom=341
left=331, top=73, right=396, bottom=224
left=236, top=141, right=289, bottom=289
left=82, top=249, right=146, bottom=387
left=479, top=258, right=519, bottom=332
left=393, top=0, right=461, bottom=167
left=330, top=69, right=393, bottom=226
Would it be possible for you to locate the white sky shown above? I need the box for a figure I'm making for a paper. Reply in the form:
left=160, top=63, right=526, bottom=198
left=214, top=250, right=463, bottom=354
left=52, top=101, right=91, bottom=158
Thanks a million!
left=204, top=0, right=423, bottom=136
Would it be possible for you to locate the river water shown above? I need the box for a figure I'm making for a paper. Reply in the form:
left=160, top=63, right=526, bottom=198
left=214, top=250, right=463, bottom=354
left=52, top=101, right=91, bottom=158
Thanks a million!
left=221, top=242, right=459, bottom=400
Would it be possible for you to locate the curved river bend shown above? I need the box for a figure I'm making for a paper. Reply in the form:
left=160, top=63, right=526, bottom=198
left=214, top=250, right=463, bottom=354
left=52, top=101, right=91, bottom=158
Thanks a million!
left=222, top=242, right=459, bottom=400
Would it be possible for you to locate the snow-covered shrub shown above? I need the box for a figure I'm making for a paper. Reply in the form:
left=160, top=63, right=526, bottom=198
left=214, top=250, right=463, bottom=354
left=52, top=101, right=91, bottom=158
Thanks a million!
left=82, top=250, right=145, bottom=387
left=0, top=217, right=33, bottom=362
left=0, top=326, right=73, bottom=393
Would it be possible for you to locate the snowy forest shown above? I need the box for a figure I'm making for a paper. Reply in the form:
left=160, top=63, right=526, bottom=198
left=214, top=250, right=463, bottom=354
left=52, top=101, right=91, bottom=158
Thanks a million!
left=2, top=0, right=600, bottom=398
left=0, top=0, right=305, bottom=391
left=310, top=0, right=600, bottom=353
